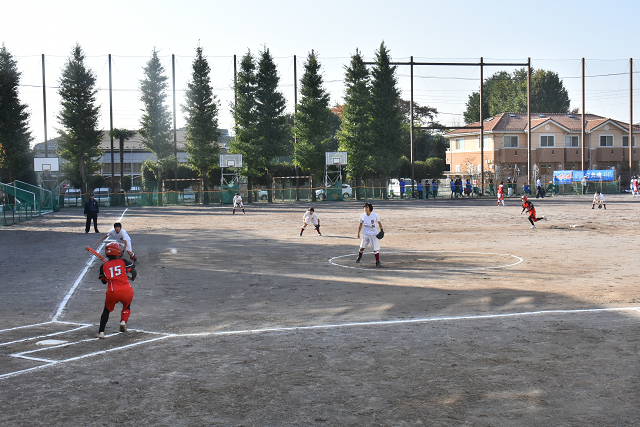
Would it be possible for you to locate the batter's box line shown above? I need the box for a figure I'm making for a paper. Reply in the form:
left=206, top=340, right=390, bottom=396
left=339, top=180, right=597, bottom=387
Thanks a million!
left=0, top=322, right=93, bottom=347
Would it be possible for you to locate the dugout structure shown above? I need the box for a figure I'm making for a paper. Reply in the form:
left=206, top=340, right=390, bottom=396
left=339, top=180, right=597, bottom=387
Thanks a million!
left=220, top=154, right=242, bottom=204
left=322, top=152, right=348, bottom=201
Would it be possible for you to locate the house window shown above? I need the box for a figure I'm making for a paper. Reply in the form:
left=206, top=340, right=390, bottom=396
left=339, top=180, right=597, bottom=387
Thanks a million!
left=564, top=136, right=579, bottom=147
left=482, top=136, right=489, bottom=149
left=599, top=135, right=613, bottom=147
left=455, top=164, right=461, bottom=172
left=504, top=135, right=518, bottom=148
left=455, top=138, right=464, bottom=150
left=622, top=136, right=636, bottom=147
left=540, top=135, right=555, bottom=147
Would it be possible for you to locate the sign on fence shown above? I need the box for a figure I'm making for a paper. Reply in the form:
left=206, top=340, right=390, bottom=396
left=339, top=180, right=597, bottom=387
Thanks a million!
left=553, top=169, right=616, bottom=183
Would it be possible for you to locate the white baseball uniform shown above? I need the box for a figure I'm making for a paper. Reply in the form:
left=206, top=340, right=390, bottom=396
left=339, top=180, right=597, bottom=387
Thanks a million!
left=593, top=193, right=605, bottom=205
left=359, top=211, right=381, bottom=252
left=107, top=228, right=132, bottom=252
left=303, top=211, right=319, bottom=226
left=233, top=195, right=243, bottom=208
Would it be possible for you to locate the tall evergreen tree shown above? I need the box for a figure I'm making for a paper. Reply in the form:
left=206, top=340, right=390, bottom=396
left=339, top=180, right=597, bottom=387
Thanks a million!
left=463, top=68, right=570, bottom=123
left=56, top=44, right=102, bottom=192
left=0, top=43, right=33, bottom=183
left=370, top=42, right=404, bottom=193
left=254, top=47, right=289, bottom=201
left=230, top=49, right=258, bottom=201
left=337, top=48, right=371, bottom=199
left=139, top=48, right=173, bottom=196
left=294, top=50, right=332, bottom=200
left=183, top=46, right=220, bottom=204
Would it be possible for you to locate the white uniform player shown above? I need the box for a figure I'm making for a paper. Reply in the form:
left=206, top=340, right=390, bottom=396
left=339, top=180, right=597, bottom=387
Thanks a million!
left=356, top=203, right=383, bottom=268
left=592, top=192, right=606, bottom=209
left=232, top=193, right=245, bottom=214
left=98, top=222, right=136, bottom=262
left=300, top=207, right=321, bottom=236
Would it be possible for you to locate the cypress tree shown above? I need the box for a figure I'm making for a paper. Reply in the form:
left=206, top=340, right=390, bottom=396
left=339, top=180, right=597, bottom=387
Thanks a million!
left=139, top=48, right=173, bottom=197
left=230, top=50, right=258, bottom=201
left=337, top=48, right=371, bottom=199
left=0, top=43, right=33, bottom=183
left=294, top=50, right=332, bottom=200
left=370, top=42, right=404, bottom=193
left=183, top=46, right=220, bottom=204
left=57, top=44, right=103, bottom=192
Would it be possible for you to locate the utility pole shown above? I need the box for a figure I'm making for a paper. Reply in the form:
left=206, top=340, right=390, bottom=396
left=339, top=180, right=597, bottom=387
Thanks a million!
left=109, top=54, right=115, bottom=190
left=630, top=58, right=633, bottom=173
left=479, top=57, right=484, bottom=193
left=410, top=56, right=415, bottom=197
left=42, top=54, right=48, bottom=158
left=294, top=55, right=299, bottom=201
left=527, top=58, right=532, bottom=185
left=172, top=54, right=178, bottom=191
left=582, top=58, right=586, bottom=172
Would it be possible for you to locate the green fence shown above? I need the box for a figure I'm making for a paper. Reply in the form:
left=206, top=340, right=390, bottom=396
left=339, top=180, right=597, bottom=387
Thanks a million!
left=1, top=181, right=54, bottom=225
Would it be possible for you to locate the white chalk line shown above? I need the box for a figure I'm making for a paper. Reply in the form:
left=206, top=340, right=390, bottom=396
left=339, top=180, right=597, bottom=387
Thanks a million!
left=0, top=324, right=92, bottom=347
left=52, top=208, right=128, bottom=322
left=329, top=250, right=524, bottom=272
left=3, top=306, right=640, bottom=380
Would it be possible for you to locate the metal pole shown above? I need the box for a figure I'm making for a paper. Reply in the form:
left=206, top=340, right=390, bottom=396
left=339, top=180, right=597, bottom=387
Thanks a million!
left=172, top=54, right=178, bottom=191
left=630, top=58, right=633, bottom=173
left=294, top=55, right=300, bottom=200
left=410, top=56, right=415, bottom=197
left=582, top=58, right=586, bottom=173
left=527, top=58, right=532, bottom=186
left=479, top=57, right=484, bottom=193
left=479, top=57, right=484, bottom=194
left=109, top=54, right=115, bottom=191
left=42, top=54, right=48, bottom=158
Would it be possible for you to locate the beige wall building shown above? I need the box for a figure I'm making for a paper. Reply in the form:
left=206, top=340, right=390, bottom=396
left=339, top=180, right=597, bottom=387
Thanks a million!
left=445, top=113, right=640, bottom=182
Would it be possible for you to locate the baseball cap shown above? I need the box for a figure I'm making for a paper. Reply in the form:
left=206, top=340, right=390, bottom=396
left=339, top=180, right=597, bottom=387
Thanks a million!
left=89, top=192, right=94, bottom=196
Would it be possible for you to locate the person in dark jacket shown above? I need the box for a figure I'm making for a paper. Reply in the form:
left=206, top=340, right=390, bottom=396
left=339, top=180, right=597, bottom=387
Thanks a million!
left=84, top=192, right=100, bottom=233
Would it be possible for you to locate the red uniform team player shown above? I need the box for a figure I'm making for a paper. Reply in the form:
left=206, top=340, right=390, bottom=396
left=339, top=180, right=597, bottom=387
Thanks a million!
left=97, top=242, right=137, bottom=338
left=497, top=181, right=505, bottom=206
left=520, top=195, right=547, bottom=228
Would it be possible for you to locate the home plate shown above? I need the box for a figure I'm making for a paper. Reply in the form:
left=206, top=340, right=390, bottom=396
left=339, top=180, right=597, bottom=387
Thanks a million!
left=36, top=339, right=68, bottom=346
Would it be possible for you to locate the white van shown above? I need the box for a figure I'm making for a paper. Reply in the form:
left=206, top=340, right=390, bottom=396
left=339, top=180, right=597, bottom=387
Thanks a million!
left=388, top=179, right=417, bottom=198
left=92, top=188, right=110, bottom=206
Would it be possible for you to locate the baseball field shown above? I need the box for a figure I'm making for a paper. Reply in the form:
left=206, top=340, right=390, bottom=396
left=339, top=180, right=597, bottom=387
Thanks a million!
left=1, top=195, right=639, bottom=426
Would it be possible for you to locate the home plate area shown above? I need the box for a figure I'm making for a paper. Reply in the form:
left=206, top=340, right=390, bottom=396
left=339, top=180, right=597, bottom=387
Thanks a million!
left=0, top=322, right=164, bottom=377
left=330, top=250, right=523, bottom=271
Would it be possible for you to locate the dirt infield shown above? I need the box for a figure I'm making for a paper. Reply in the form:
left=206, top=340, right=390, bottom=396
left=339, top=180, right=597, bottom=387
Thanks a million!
left=1, top=195, right=639, bottom=426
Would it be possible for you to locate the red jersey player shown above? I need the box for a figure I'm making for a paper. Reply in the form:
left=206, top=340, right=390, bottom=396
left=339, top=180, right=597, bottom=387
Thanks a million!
left=520, top=195, right=547, bottom=228
left=97, top=242, right=137, bottom=338
left=497, top=181, right=505, bottom=206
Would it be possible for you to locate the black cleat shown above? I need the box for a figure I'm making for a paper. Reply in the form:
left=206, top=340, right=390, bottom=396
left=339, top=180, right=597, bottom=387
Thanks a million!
left=355, top=257, right=361, bottom=263
left=375, top=261, right=382, bottom=268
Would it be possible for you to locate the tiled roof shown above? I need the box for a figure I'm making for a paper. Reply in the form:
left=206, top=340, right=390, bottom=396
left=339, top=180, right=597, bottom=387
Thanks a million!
left=446, top=113, right=640, bottom=136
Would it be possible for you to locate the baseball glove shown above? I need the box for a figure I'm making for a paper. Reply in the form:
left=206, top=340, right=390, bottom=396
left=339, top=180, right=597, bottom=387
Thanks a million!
left=315, top=224, right=320, bottom=230
left=376, top=229, right=385, bottom=239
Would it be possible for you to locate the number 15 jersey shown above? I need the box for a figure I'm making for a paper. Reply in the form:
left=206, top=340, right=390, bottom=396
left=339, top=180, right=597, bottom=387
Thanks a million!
left=99, top=259, right=134, bottom=291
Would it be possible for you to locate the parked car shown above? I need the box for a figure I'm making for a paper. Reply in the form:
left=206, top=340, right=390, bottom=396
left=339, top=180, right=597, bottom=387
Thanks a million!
left=183, top=188, right=196, bottom=204
left=63, top=188, right=82, bottom=207
left=93, top=188, right=110, bottom=206
left=258, top=189, right=268, bottom=201
left=316, top=184, right=352, bottom=201
left=388, top=179, right=418, bottom=198
left=126, top=187, right=141, bottom=205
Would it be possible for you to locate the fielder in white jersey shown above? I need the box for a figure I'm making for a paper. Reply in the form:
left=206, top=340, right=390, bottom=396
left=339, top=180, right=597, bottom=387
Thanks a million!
left=300, top=207, right=321, bottom=236
left=356, top=203, right=383, bottom=268
left=592, top=191, right=606, bottom=209
left=97, top=222, right=137, bottom=262
left=232, top=193, right=245, bottom=214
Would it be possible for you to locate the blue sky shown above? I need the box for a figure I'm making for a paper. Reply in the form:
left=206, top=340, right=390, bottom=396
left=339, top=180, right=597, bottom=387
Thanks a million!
left=3, top=0, right=639, bottom=146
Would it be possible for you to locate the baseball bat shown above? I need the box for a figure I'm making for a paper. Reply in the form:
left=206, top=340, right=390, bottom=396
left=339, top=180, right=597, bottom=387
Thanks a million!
left=86, top=246, right=108, bottom=262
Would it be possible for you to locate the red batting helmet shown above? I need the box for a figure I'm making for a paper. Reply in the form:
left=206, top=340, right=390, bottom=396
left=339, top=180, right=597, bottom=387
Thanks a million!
left=521, top=195, right=528, bottom=202
left=105, top=242, right=121, bottom=257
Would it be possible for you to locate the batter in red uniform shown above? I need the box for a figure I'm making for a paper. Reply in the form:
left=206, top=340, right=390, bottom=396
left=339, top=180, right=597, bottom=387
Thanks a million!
left=520, top=195, right=546, bottom=228
left=97, top=242, right=137, bottom=338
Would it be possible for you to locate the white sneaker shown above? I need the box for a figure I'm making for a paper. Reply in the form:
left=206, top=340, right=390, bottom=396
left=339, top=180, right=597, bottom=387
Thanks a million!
left=120, top=321, right=127, bottom=332
left=97, top=332, right=105, bottom=339
left=543, top=216, right=548, bottom=221
left=531, top=225, right=536, bottom=229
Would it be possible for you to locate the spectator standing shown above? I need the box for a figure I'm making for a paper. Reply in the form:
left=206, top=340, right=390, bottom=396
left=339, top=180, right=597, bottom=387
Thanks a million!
left=417, top=181, right=423, bottom=199
left=84, top=192, right=100, bottom=234
left=399, top=178, right=406, bottom=199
